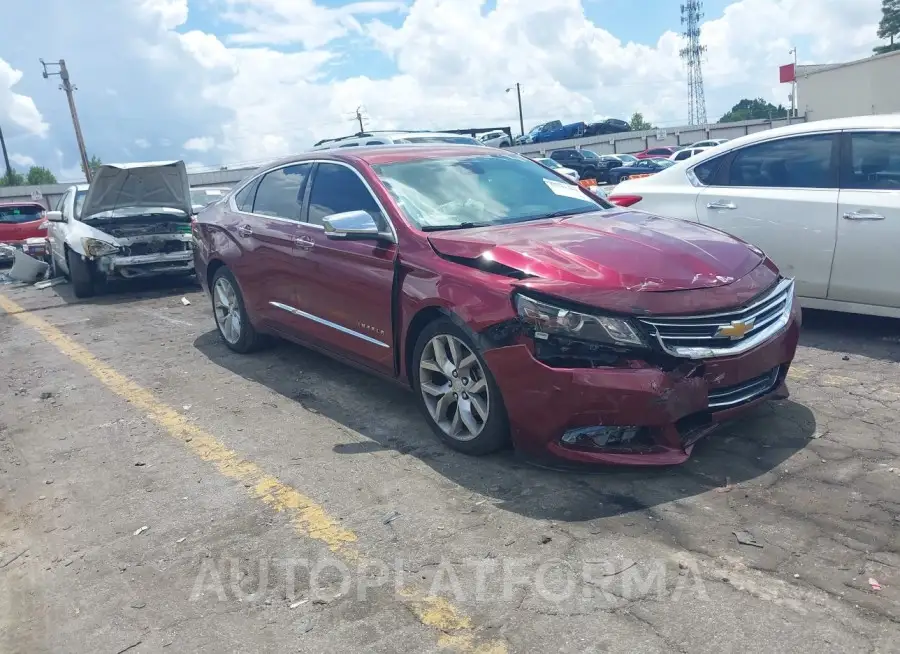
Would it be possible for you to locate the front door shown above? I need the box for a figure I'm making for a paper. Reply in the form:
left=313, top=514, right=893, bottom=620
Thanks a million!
left=696, top=132, right=840, bottom=299
left=828, top=130, right=900, bottom=309
left=297, top=161, right=397, bottom=375
left=234, top=163, right=312, bottom=326
left=48, top=189, right=72, bottom=269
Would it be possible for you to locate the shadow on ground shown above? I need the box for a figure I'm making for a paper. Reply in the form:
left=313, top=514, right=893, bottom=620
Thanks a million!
left=194, top=329, right=817, bottom=523
left=800, top=308, right=900, bottom=361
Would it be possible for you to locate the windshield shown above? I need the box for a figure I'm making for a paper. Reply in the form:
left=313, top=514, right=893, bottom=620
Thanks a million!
left=371, top=154, right=607, bottom=231
left=400, top=136, right=480, bottom=145
left=191, top=188, right=227, bottom=207
left=0, top=205, right=43, bottom=224
left=582, top=151, right=600, bottom=159
left=618, top=154, right=638, bottom=163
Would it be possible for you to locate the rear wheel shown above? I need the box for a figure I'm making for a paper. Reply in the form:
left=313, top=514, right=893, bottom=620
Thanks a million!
left=412, top=318, right=509, bottom=455
left=211, top=267, right=265, bottom=353
left=66, top=249, right=96, bottom=298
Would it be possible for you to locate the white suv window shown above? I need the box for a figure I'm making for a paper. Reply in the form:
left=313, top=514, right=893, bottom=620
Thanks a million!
left=845, top=132, right=900, bottom=190
left=723, top=134, right=837, bottom=189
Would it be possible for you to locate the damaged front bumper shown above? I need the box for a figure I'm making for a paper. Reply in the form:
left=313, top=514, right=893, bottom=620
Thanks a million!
left=481, top=302, right=801, bottom=466
left=93, top=234, right=195, bottom=279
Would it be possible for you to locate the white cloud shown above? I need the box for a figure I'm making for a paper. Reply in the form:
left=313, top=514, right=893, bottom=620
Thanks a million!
left=10, top=153, right=36, bottom=167
left=0, top=58, right=49, bottom=138
left=0, top=0, right=884, bottom=174
left=184, top=136, right=215, bottom=151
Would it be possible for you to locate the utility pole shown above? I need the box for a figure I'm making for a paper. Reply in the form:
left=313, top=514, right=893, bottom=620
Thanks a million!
left=354, top=106, right=366, bottom=133
left=506, top=83, right=525, bottom=137
left=0, top=124, right=12, bottom=181
left=40, top=58, right=92, bottom=183
left=789, top=47, right=798, bottom=117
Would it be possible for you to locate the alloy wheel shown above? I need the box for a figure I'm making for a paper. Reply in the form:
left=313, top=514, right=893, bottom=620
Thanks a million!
left=213, top=276, right=242, bottom=345
left=418, top=334, right=490, bottom=442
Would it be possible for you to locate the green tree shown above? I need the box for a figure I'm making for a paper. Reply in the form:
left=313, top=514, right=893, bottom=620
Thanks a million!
left=0, top=169, right=26, bottom=187
left=629, top=112, right=654, bottom=131
left=26, top=166, right=57, bottom=185
left=718, top=98, right=788, bottom=123
left=875, top=0, right=900, bottom=53
left=81, top=154, right=103, bottom=177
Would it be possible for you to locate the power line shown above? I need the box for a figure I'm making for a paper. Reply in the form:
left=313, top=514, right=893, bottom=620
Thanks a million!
left=40, top=59, right=93, bottom=183
left=680, top=1, right=708, bottom=125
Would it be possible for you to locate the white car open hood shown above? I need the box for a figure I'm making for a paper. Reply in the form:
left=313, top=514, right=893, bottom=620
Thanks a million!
left=80, top=161, right=192, bottom=220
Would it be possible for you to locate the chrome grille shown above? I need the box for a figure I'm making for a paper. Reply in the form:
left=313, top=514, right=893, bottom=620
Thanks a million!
left=708, top=366, right=781, bottom=409
left=637, top=278, right=794, bottom=359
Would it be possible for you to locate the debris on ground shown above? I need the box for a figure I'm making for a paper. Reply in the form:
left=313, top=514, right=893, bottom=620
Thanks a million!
left=133, top=525, right=149, bottom=536
left=382, top=510, right=401, bottom=524
left=869, top=577, right=882, bottom=591
left=842, top=354, right=850, bottom=361
left=175, top=537, right=186, bottom=544
left=134, top=462, right=146, bottom=467
left=734, top=530, right=764, bottom=548
left=130, top=601, right=146, bottom=609
left=540, top=535, right=552, bottom=544
left=39, top=391, right=53, bottom=400
left=600, top=558, right=637, bottom=576
left=115, top=639, right=142, bottom=654
left=0, top=549, right=29, bottom=568
left=181, top=296, right=191, bottom=306
left=34, top=277, right=67, bottom=290
left=289, top=599, right=308, bottom=609
left=716, top=476, right=735, bottom=493
left=8, top=250, right=49, bottom=283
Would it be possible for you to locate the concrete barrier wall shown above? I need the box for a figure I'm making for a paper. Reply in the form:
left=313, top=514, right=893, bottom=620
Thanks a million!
left=509, top=116, right=806, bottom=157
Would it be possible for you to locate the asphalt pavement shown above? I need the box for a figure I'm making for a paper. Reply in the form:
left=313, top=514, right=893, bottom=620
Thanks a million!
left=1, top=277, right=898, bottom=653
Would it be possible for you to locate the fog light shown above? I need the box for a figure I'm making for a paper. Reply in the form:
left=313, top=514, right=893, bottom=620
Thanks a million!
left=561, top=426, right=643, bottom=447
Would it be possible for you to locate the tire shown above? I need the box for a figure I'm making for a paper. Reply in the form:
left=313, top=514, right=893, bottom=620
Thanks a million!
left=412, top=317, right=509, bottom=456
left=609, top=174, right=620, bottom=185
left=210, top=266, right=265, bottom=353
left=66, top=249, right=96, bottom=298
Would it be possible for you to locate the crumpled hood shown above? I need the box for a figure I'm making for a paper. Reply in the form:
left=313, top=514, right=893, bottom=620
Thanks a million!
left=80, top=161, right=192, bottom=220
left=427, top=209, right=764, bottom=293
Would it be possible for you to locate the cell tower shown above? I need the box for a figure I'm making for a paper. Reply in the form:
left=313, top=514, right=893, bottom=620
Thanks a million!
left=680, top=0, right=707, bottom=125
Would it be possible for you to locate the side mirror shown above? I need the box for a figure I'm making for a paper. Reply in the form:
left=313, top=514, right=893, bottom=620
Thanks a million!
left=322, top=210, right=385, bottom=241
left=46, top=210, right=66, bottom=222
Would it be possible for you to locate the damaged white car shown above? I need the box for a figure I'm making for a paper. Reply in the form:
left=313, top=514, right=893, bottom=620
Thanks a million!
left=47, top=161, right=195, bottom=298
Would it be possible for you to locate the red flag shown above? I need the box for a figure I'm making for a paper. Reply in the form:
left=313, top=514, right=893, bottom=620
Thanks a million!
left=779, top=63, right=795, bottom=83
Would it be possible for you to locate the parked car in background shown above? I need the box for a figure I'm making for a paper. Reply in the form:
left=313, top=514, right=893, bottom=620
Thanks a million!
left=548, top=149, right=611, bottom=181
left=608, top=157, right=675, bottom=184
left=193, top=144, right=799, bottom=466
left=312, top=131, right=482, bottom=150
left=608, top=115, right=900, bottom=317
left=584, top=119, right=631, bottom=136
left=689, top=138, right=729, bottom=149
left=191, top=187, right=231, bottom=213
left=515, top=121, right=563, bottom=145
left=669, top=147, right=708, bottom=162
left=477, top=130, right=512, bottom=148
left=533, top=122, right=586, bottom=143
left=635, top=146, right=680, bottom=159
left=0, top=202, right=48, bottom=263
left=532, top=157, right=580, bottom=181
left=47, top=161, right=195, bottom=298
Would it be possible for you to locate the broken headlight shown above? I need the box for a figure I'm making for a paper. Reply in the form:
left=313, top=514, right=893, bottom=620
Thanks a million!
left=82, top=237, right=120, bottom=258
left=515, top=294, right=647, bottom=348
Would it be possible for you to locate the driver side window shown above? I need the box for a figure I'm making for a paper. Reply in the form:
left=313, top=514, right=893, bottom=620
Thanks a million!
left=307, top=163, right=385, bottom=229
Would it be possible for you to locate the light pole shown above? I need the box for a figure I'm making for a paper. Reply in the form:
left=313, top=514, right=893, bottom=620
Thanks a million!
left=789, top=47, right=798, bottom=118
left=506, top=83, right=524, bottom=137
left=40, top=58, right=92, bottom=183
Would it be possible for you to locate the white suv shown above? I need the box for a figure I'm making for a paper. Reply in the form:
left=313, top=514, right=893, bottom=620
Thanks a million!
left=608, top=115, right=900, bottom=318
left=311, top=131, right=482, bottom=150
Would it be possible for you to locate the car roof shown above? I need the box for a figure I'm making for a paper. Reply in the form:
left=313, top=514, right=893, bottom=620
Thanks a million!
left=0, top=201, right=45, bottom=208
left=262, top=144, right=510, bottom=168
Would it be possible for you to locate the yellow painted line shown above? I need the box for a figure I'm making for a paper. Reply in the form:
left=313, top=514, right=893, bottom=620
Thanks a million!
left=0, top=293, right=507, bottom=653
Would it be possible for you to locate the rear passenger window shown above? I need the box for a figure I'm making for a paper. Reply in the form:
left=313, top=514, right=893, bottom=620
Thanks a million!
left=307, top=163, right=384, bottom=229
left=725, top=134, right=836, bottom=189
left=845, top=132, right=900, bottom=190
left=365, top=140, right=385, bottom=145
left=251, top=164, right=312, bottom=220
left=233, top=178, right=260, bottom=212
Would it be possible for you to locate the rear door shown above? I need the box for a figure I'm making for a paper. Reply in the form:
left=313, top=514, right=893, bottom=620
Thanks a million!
left=696, top=132, right=840, bottom=299
left=237, top=163, right=313, bottom=325
left=827, top=130, right=900, bottom=309
left=298, top=161, right=397, bottom=374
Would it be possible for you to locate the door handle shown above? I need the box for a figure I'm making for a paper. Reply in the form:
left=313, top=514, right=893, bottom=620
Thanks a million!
left=706, top=200, right=737, bottom=210
left=842, top=210, right=885, bottom=221
left=237, top=224, right=253, bottom=237
left=294, top=235, right=315, bottom=249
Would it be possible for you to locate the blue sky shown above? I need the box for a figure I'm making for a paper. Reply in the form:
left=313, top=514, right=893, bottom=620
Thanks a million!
left=0, top=0, right=883, bottom=181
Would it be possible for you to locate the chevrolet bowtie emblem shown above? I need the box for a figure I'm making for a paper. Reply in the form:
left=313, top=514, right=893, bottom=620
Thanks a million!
left=716, top=319, right=754, bottom=340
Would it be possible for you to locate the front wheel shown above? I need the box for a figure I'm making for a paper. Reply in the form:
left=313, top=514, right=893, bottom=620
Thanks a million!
left=66, top=249, right=97, bottom=298
left=412, top=318, right=509, bottom=455
left=210, top=267, right=266, bottom=353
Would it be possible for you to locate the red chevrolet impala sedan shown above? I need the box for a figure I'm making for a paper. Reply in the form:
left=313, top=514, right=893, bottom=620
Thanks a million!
left=193, top=145, right=800, bottom=466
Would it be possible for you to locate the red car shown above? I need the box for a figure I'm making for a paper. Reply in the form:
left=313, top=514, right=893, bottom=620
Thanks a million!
left=193, top=146, right=800, bottom=466
left=634, top=146, right=679, bottom=159
left=0, top=201, right=48, bottom=246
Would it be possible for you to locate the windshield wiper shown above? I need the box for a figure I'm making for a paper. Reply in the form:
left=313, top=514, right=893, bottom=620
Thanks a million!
left=420, top=222, right=487, bottom=232
left=507, top=207, right=599, bottom=223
